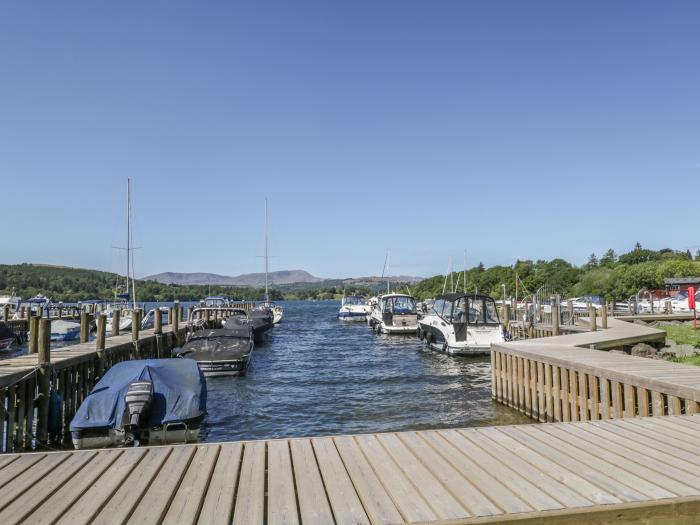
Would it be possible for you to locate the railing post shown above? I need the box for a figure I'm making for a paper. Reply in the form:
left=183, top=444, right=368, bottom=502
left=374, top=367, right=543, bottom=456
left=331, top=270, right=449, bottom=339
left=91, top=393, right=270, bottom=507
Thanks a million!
left=37, top=318, right=51, bottom=443
left=552, top=299, right=560, bottom=336
left=112, top=310, right=121, bottom=336
left=80, top=311, right=90, bottom=343
left=589, top=303, right=597, bottom=332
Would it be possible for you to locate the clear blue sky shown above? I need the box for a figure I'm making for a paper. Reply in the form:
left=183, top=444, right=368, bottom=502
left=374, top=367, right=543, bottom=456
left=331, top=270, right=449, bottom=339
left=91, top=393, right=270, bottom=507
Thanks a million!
left=2, top=1, right=699, bottom=279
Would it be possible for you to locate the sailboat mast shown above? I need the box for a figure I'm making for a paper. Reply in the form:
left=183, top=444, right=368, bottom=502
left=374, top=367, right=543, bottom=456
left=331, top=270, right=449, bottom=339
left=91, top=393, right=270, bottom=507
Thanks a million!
left=126, top=178, right=130, bottom=305
left=264, top=198, right=269, bottom=302
left=128, top=178, right=137, bottom=310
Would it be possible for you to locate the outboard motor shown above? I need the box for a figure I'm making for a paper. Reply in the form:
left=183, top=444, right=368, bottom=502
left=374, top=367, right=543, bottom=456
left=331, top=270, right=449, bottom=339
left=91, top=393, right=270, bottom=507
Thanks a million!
left=124, top=380, right=154, bottom=443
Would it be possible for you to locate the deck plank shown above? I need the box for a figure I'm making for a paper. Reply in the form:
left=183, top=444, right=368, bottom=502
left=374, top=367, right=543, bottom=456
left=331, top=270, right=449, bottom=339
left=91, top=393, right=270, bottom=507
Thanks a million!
left=0, top=452, right=70, bottom=511
left=162, top=445, right=220, bottom=525
left=197, top=442, right=243, bottom=525
left=290, top=438, right=335, bottom=525
left=0, top=453, right=46, bottom=489
left=267, top=440, right=299, bottom=525
left=232, top=441, right=266, bottom=525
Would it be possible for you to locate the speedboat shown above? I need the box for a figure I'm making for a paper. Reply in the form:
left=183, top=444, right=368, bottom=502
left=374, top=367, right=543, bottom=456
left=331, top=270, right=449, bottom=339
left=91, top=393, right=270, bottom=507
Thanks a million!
left=70, top=359, right=206, bottom=449
left=0, top=324, right=16, bottom=351
left=338, top=296, right=370, bottom=322
left=141, top=307, right=170, bottom=329
left=105, top=309, right=132, bottom=332
left=13, top=295, right=51, bottom=319
left=49, top=319, right=81, bottom=342
left=419, top=293, right=504, bottom=355
left=368, top=293, right=419, bottom=335
left=258, top=302, right=283, bottom=324
left=223, top=308, right=273, bottom=342
left=176, top=326, right=254, bottom=376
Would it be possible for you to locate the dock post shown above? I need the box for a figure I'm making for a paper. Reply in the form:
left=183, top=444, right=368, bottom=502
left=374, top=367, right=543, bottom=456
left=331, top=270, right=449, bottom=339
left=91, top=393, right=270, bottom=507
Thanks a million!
left=665, top=300, right=672, bottom=314
left=602, top=302, right=608, bottom=329
left=2, top=304, right=9, bottom=322
left=205, top=308, right=211, bottom=328
left=28, top=314, right=39, bottom=354
left=168, top=306, right=174, bottom=326
left=611, top=300, right=616, bottom=316
left=112, top=310, right=121, bottom=336
left=96, top=313, right=106, bottom=379
left=188, top=305, right=194, bottom=322
left=552, top=298, right=560, bottom=336
left=80, top=311, right=90, bottom=343
left=21, top=306, right=26, bottom=319
left=173, top=302, right=180, bottom=345
left=589, top=303, right=597, bottom=332
left=503, top=303, right=511, bottom=331
left=567, top=300, right=574, bottom=325
left=37, top=318, right=51, bottom=443
left=132, top=310, right=140, bottom=343
left=154, top=309, right=162, bottom=335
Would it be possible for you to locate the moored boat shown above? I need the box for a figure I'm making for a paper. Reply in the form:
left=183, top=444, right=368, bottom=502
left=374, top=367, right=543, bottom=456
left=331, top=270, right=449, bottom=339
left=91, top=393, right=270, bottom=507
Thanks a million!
left=418, top=293, right=504, bottom=355
left=338, top=295, right=370, bottom=322
left=223, top=308, right=273, bottom=343
left=70, top=359, right=206, bottom=449
left=176, top=326, right=254, bottom=376
left=368, top=293, right=419, bottom=335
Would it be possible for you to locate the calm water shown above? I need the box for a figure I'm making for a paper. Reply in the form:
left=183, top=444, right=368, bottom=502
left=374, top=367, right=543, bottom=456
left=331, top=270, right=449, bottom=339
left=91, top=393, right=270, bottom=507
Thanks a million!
left=200, top=300, right=529, bottom=442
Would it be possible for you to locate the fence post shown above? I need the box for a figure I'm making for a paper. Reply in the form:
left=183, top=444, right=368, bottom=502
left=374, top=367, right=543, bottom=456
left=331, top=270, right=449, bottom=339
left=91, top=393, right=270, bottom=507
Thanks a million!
left=80, top=311, right=90, bottom=343
left=37, top=318, right=51, bottom=443
left=589, top=303, right=597, bottom=332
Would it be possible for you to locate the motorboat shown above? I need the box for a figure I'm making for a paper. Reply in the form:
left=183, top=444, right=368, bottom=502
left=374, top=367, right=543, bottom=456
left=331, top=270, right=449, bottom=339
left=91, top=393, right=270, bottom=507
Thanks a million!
left=141, top=307, right=170, bottom=330
left=105, top=310, right=132, bottom=333
left=12, top=295, right=51, bottom=319
left=0, top=324, right=16, bottom=351
left=176, top=325, right=254, bottom=376
left=223, top=308, right=273, bottom=343
left=70, top=359, right=206, bottom=449
left=368, top=293, right=419, bottom=335
left=202, top=296, right=231, bottom=308
left=338, top=296, right=370, bottom=322
left=0, top=291, right=21, bottom=320
left=258, top=302, right=283, bottom=324
left=48, top=319, right=81, bottom=342
left=418, top=293, right=504, bottom=355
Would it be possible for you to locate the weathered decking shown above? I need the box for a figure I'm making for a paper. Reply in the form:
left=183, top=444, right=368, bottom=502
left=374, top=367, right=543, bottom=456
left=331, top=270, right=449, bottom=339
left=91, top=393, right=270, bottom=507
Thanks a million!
left=2, top=416, right=700, bottom=524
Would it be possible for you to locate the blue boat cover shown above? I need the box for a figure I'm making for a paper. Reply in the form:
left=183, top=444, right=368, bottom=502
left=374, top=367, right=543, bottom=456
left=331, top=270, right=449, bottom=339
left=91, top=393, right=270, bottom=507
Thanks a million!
left=70, top=359, right=206, bottom=431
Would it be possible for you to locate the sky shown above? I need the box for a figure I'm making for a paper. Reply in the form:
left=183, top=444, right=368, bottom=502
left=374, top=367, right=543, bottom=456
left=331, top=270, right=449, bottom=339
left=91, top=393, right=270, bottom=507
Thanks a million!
left=2, top=1, right=699, bottom=279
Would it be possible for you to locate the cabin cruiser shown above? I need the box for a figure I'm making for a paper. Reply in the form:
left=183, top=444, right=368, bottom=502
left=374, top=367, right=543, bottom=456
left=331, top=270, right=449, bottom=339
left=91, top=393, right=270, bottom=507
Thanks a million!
left=368, top=293, right=419, bottom=334
left=223, top=308, right=273, bottom=342
left=338, top=296, right=371, bottom=322
left=258, top=302, right=283, bottom=324
left=419, top=293, right=504, bottom=355
left=176, top=325, right=254, bottom=376
left=70, top=359, right=206, bottom=449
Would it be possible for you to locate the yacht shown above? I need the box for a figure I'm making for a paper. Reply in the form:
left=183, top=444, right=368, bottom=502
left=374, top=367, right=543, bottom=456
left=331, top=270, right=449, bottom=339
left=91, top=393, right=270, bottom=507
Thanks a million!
left=338, top=295, right=371, bottom=322
left=418, top=293, right=504, bottom=355
left=368, top=293, right=419, bottom=334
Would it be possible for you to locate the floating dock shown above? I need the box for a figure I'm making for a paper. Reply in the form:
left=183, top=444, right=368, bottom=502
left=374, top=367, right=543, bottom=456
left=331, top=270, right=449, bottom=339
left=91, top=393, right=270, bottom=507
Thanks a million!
left=2, top=415, right=700, bottom=524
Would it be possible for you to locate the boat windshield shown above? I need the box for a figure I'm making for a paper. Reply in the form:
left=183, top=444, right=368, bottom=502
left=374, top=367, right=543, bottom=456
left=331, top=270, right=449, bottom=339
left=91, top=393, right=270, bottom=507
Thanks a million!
left=383, top=296, right=416, bottom=314
left=452, top=297, right=500, bottom=325
left=343, top=296, right=364, bottom=305
left=204, top=297, right=228, bottom=307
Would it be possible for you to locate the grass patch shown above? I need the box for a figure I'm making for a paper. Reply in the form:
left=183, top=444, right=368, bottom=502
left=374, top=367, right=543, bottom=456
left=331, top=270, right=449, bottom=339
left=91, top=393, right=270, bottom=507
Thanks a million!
left=658, top=324, right=700, bottom=347
left=668, top=355, right=700, bottom=366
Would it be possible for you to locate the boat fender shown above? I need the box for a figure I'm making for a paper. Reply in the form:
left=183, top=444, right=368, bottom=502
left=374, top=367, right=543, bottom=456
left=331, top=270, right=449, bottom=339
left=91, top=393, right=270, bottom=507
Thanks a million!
left=48, top=390, right=63, bottom=441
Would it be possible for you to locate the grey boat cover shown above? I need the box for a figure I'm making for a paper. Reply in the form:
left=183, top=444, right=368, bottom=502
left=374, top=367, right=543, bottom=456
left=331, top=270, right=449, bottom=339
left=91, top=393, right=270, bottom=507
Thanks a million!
left=176, top=328, right=253, bottom=361
left=70, top=359, right=206, bottom=432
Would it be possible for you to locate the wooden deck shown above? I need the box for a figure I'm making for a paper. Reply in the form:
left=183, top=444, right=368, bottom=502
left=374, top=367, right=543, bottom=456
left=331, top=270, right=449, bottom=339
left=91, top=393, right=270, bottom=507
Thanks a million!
left=2, top=416, right=700, bottom=523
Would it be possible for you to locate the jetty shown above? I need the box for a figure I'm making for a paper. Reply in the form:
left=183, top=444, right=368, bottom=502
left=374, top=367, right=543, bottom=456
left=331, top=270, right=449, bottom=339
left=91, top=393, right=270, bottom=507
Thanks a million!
left=1, top=415, right=700, bottom=523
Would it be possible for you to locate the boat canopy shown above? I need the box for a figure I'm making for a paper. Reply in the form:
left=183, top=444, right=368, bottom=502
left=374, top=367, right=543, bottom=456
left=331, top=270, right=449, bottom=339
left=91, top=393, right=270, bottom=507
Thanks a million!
left=432, top=293, right=500, bottom=325
left=70, top=359, right=206, bottom=432
left=342, top=296, right=364, bottom=305
left=381, top=295, right=416, bottom=314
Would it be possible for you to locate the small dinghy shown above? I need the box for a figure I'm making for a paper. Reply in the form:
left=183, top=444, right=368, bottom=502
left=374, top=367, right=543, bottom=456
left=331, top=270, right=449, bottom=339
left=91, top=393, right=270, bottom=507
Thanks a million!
left=223, top=309, right=273, bottom=343
left=70, top=359, right=206, bottom=450
left=176, top=326, right=254, bottom=376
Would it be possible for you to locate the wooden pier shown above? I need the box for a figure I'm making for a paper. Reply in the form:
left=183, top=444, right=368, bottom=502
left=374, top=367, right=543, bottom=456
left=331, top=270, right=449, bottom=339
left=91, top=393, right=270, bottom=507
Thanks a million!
left=491, top=318, right=699, bottom=422
left=2, top=415, right=700, bottom=523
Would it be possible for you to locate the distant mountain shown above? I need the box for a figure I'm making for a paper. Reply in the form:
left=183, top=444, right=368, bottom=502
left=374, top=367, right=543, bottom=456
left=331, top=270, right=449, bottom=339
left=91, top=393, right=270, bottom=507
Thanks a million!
left=341, top=275, right=424, bottom=285
left=143, top=270, right=324, bottom=287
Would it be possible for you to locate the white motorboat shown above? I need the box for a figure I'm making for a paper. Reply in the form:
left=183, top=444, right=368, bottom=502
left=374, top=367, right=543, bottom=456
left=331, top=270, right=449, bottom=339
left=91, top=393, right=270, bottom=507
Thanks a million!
left=418, top=293, right=504, bottom=355
left=106, top=310, right=132, bottom=333
left=368, top=293, right=419, bottom=335
left=258, top=302, right=283, bottom=324
left=338, top=295, right=370, bottom=322
left=0, top=290, right=21, bottom=320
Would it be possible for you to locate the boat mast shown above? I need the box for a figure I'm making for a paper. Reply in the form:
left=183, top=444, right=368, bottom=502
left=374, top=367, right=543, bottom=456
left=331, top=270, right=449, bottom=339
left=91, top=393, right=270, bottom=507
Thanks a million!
left=128, top=178, right=137, bottom=310
left=264, top=197, right=269, bottom=302
left=125, top=178, right=130, bottom=306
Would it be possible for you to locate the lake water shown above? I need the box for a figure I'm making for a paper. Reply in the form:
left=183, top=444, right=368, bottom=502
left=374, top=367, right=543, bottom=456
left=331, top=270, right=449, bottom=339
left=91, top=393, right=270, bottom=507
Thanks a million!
left=2, top=300, right=531, bottom=441
left=200, top=300, right=530, bottom=442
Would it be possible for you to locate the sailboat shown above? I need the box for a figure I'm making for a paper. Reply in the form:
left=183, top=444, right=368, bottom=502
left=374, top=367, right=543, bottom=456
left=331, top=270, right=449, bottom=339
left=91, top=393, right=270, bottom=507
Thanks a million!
left=258, top=198, right=283, bottom=324
left=106, top=179, right=137, bottom=333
